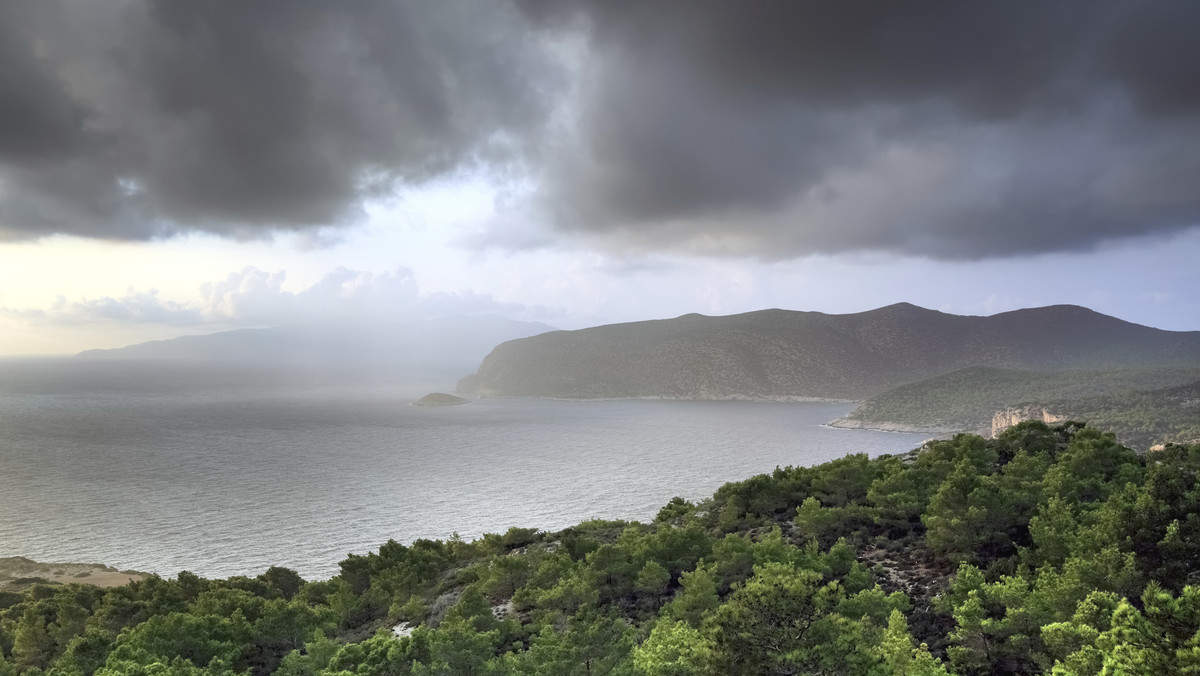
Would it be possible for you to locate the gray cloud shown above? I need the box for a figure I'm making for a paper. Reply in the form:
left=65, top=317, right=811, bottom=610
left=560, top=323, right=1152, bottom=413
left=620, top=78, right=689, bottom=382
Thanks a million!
left=0, top=0, right=555, bottom=240
left=514, top=0, right=1200, bottom=259
left=0, top=4, right=90, bottom=161
left=2, top=1, right=1200, bottom=259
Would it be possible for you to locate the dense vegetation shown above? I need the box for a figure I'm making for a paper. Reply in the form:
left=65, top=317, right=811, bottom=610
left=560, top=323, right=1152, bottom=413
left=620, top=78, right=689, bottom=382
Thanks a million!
left=1044, top=381, right=1200, bottom=450
left=4, top=422, right=1200, bottom=675
left=843, top=367, right=1200, bottom=449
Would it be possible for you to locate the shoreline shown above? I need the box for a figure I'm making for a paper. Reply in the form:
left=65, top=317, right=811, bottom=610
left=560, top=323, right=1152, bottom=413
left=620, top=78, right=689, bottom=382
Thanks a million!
left=824, top=417, right=959, bottom=436
left=465, top=393, right=859, bottom=405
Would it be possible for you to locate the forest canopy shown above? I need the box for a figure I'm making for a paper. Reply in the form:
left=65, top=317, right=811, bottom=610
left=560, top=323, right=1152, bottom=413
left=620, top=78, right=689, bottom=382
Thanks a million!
left=3, top=421, right=1200, bottom=675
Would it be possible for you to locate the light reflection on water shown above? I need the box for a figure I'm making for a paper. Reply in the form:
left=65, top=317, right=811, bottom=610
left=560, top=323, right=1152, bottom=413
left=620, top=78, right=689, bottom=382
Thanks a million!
left=0, top=360, right=929, bottom=579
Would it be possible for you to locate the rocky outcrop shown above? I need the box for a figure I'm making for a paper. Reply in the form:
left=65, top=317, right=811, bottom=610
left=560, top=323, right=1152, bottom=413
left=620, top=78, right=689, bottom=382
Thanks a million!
left=991, top=407, right=1065, bottom=438
left=1149, top=440, right=1200, bottom=452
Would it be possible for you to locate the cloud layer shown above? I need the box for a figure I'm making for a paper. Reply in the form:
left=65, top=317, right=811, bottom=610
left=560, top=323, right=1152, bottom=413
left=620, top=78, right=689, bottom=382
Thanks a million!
left=519, top=0, right=1200, bottom=259
left=2, top=1, right=1199, bottom=258
left=3, top=266, right=548, bottom=328
left=0, top=0, right=553, bottom=239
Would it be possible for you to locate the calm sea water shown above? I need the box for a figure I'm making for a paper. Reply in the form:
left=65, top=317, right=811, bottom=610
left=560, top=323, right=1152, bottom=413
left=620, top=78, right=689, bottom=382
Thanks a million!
left=0, top=359, right=929, bottom=580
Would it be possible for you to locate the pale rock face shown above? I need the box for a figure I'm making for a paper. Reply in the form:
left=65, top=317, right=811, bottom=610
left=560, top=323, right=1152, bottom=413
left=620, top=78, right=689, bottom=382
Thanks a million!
left=492, top=600, right=514, bottom=621
left=991, top=407, right=1065, bottom=438
left=1149, top=441, right=1200, bottom=452
left=392, top=622, right=415, bottom=638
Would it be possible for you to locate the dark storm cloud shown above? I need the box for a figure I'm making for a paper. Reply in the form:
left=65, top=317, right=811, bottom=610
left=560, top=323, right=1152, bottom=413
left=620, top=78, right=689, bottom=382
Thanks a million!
left=2, top=1, right=1199, bottom=259
left=0, top=0, right=555, bottom=240
left=514, top=0, right=1200, bottom=259
left=0, top=4, right=90, bottom=161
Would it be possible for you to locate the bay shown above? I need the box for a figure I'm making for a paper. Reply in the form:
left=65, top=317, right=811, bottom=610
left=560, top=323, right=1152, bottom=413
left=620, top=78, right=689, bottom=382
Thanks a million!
left=0, top=359, right=929, bottom=579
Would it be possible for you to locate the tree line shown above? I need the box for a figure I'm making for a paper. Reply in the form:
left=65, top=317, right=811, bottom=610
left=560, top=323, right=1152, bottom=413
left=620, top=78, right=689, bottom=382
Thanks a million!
left=2, top=420, right=1199, bottom=674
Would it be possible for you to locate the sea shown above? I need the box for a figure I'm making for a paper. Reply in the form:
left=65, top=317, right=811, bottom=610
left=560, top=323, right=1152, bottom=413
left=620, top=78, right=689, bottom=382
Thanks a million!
left=0, top=359, right=930, bottom=580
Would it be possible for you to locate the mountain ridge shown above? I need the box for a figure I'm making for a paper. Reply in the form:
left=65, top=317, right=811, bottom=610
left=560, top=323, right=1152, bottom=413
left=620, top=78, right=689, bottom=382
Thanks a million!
left=458, top=304, right=1200, bottom=400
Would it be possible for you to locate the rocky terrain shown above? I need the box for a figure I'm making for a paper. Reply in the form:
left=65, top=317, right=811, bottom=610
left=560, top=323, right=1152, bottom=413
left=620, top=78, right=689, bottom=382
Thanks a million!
left=991, top=406, right=1066, bottom=437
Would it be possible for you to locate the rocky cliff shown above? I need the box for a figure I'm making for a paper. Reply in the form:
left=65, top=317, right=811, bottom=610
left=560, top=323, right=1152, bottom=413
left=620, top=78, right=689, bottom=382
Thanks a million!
left=990, top=407, right=1066, bottom=438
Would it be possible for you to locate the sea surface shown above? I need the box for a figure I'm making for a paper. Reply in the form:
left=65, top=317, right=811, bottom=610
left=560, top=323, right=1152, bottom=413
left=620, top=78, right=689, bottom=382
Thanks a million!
left=0, top=359, right=929, bottom=579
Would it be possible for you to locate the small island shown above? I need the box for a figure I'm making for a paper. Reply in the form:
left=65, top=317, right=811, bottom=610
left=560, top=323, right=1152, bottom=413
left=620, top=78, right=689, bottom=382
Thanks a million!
left=412, top=392, right=470, bottom=407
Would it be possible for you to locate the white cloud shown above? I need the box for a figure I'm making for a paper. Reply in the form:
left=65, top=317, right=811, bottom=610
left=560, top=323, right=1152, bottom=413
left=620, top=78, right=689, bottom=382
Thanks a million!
left=1, top=265, right=555, bottom=329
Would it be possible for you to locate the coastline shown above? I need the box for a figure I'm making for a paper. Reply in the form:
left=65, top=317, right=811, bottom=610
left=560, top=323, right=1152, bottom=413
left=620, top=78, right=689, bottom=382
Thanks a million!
left=824, top=417, right=959, bottom=436
left=468, top=393, right=859, bottom=405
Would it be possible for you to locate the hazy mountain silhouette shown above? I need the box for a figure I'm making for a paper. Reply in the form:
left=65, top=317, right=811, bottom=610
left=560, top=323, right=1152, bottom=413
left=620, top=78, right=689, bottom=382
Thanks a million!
left=78, top=315, right=555, bottom=385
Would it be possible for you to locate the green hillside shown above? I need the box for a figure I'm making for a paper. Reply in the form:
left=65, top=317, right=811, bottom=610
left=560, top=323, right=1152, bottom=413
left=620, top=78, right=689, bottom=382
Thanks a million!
left=839, top=367, right=1200, bottom=449
left=4, top=422, right=1200, bottom=675
left=459, top=304, right=1200, bottom=401
left=1042, top=381, right=1200, bottom=450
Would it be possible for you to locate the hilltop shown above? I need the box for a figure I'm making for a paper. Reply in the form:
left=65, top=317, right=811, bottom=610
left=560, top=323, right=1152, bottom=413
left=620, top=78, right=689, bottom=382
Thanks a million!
left=459, top=304, right=1200, bottom=400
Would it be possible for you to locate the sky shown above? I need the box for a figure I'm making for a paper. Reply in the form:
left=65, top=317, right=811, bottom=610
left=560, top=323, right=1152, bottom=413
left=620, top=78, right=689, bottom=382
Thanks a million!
left=1, top=0, right=1199, bottom=355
